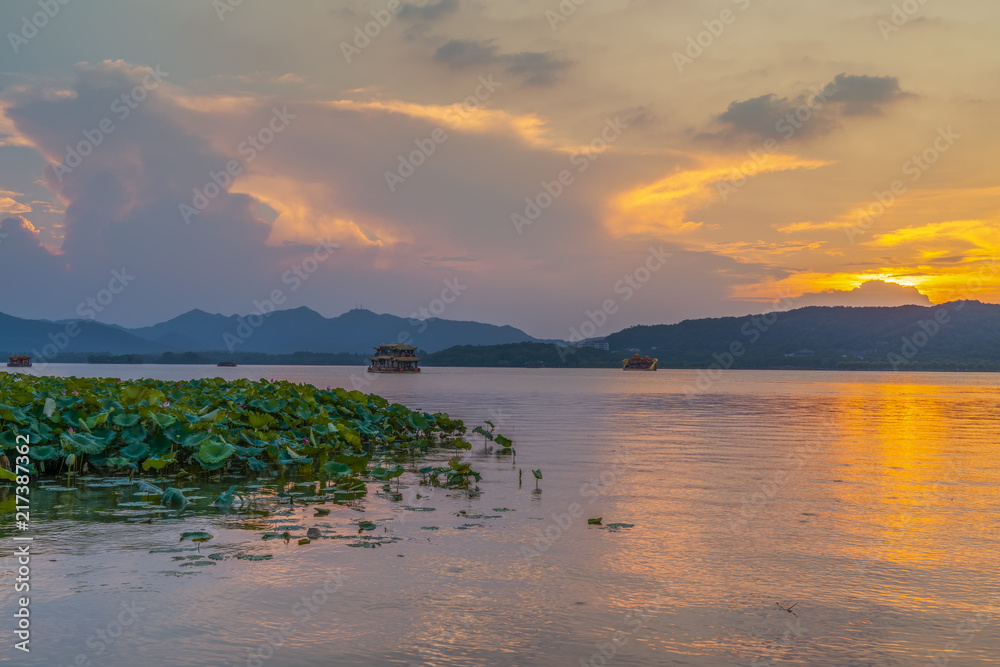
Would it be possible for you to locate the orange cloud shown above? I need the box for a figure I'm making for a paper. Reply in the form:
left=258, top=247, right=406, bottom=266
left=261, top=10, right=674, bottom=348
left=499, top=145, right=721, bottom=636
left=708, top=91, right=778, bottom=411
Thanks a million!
left=323, top=99, right=552, bottom=148
left=606, top=154, right=830, bottom=237
left=231, top=174, right=386, bottom=248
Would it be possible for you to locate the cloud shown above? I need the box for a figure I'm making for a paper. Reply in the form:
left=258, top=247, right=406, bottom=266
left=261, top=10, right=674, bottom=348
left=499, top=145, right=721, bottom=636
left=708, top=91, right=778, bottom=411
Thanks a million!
left=819, top=73, right=909, bottom=115
left=0, top=197, right=31, bottom=216
left=794, top=279, right=932, bottom=307
left=433, top=39, right=571, bottom=86
left=709, top=73, right=909, bottom=141
left=607, top=154, right=830, bottom=237
left=398, top=0, right=459, bottom=22
left=433, top=39, right=498, bottom=68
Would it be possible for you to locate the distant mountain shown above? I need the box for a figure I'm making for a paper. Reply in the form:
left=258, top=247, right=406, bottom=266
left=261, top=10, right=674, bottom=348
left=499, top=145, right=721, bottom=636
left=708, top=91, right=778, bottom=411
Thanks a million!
left=6, top=301, right=999, bottom=369
left=604, top=300, right=1000, bottom=369
left=124, top=307, right=544, bottom=354
left=0, top=312, right=170, bottom=359
left=0, top=307, right=539, bottom=358
left=129, top=308, right=237, bottom=351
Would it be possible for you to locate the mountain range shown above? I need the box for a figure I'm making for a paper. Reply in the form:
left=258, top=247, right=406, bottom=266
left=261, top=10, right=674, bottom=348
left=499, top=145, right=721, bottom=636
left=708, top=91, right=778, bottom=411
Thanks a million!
left=0, top=307, right=545, bottom=359
left=3, top=301, right=1000, bottom=369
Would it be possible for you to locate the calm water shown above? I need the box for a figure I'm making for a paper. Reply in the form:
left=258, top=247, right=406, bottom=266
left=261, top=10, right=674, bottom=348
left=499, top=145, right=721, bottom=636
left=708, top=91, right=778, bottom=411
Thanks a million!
left=2, top=365, right=999, bottom=666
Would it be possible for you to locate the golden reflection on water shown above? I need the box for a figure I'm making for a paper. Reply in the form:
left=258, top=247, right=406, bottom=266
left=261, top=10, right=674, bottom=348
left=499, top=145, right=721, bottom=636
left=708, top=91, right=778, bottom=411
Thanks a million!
left=3, top=368, right=1000, bottom=665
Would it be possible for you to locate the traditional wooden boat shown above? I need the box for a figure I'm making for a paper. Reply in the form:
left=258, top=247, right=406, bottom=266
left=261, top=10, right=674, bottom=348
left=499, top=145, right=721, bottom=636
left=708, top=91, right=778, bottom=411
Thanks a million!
left=7, top=355, right=31, bottom=368
left=622, top=354, right=657, bottom=371
left=217, top=361, right=237, bottom=367
left=368, top=344, right=420, bottom=373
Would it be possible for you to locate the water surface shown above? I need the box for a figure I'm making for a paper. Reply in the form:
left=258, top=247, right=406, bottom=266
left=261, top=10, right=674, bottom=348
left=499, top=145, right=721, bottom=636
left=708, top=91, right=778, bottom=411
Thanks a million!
left=1, top=366, right=998, bottom=665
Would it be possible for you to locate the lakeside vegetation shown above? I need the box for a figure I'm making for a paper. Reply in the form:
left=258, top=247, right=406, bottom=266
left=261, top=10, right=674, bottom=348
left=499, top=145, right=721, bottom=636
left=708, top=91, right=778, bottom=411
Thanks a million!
left=0, top=375, right=480, bottom=498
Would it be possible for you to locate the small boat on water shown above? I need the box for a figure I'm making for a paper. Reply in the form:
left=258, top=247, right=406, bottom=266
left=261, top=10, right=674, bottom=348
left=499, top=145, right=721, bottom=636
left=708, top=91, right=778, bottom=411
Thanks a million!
left=368, top=343, right=421, bottom=373
left=623, top=354, right=657, bottom=371
left=7, top=355, right=31, bottom=368
left=217, top=361, right=237, bottom=367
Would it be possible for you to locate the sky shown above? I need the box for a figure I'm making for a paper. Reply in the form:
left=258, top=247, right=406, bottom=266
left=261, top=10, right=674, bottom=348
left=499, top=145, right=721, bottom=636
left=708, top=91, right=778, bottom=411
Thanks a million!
left=0, top=0, right=998, bottom=339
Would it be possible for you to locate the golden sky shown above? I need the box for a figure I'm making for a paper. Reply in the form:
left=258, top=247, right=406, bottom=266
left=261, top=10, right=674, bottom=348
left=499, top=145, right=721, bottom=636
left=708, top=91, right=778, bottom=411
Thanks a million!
left=1, top=0, right=998, bottom=337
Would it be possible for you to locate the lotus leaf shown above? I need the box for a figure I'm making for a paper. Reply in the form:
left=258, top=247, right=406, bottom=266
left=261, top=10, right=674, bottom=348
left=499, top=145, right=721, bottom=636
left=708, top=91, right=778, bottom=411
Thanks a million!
left=196, top=439, right=236, bottom=467
left=179, top=531, right=213, bottom=543
left=61, top=431, right=107, bottom=455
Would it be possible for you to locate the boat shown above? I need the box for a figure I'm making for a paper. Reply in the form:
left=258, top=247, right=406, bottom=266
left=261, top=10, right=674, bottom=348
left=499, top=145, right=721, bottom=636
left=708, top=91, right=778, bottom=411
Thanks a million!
left=622, top=354, right=657, bottom=371
left=368, top=343, right=421, bottom=373
left=6, top=355, right=31, bottom=368
left=217, top=361, right=237, bottom=367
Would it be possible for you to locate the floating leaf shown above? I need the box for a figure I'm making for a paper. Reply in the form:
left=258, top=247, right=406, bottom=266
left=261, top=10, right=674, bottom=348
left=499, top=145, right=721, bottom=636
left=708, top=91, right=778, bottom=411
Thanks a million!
left=588, top=518, right=603, bottom=525
left=179, top=531, right=213, bottom=543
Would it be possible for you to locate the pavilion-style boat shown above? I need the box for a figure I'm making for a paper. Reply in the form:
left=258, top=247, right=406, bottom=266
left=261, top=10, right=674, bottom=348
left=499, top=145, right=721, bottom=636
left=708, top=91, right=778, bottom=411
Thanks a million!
left=7, top=355, right=32, bottom=368
left=368, top=343, right=421, bottom=373
left=623, top=354, right=657, bottom=371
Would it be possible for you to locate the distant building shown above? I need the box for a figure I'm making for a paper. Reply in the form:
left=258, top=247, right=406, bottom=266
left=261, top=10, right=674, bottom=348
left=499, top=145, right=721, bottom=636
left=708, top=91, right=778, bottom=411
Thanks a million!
left=576, top=339, right=609, bottom=351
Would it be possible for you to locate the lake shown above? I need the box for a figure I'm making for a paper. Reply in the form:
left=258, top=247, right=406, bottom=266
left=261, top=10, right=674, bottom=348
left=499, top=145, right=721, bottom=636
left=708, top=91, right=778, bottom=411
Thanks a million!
left=1, top=365, right=999, bottom=666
